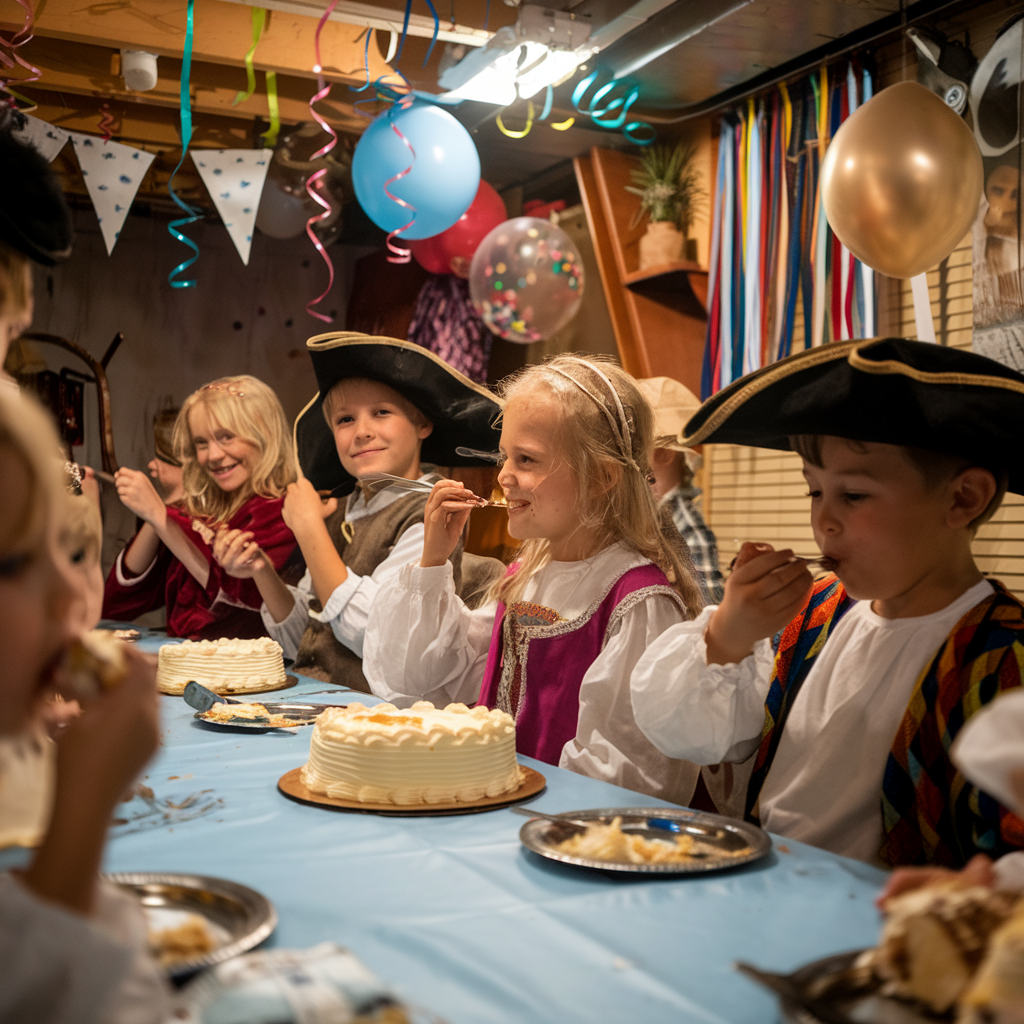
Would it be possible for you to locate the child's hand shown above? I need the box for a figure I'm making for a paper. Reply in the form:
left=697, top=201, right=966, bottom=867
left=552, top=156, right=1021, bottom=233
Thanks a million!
left=283, top=478, right=337, bottom=539
left=420, top=478, right=481, bottom=568
left=877, top=854, right=995, bottom=907
left=115, top=467, right=167, bottom=527
left=213, top=527, right=265, bottom=577
left=53, top=646, right=161, bottom=814
left=704, top=542, right=814, bottom=665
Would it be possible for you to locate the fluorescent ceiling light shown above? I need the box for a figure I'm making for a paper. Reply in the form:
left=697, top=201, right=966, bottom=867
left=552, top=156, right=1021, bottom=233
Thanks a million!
left=438, top=6, right=592, bottom=105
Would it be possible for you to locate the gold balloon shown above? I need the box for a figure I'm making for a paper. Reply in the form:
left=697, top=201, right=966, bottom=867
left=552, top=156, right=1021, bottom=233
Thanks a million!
left=821, top=81, right=983, bottom=279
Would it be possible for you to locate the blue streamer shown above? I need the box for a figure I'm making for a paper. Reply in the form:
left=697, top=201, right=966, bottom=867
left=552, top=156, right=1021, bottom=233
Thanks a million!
left=420, top=0, right=439, bottom=67
left=167, top=0, right=200, bottom=288
left=395, top=0, right=411, bottom=64
left=537, top=84, right=553, bottom=121
left=571, top=70, right=654, bottom=144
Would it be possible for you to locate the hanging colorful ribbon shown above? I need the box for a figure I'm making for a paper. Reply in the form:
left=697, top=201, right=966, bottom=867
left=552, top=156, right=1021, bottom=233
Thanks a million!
left=261, top=71, right=280, bottom=147
left=571, top=70, right=655, bottom=145
left=0, top=0, right=42, bottom=106
left=382, top=96, right=417, bottom=264
left=304, top=0, right=340, bottom=321
left=167, top=0, right=201, bottom=289
left=233, top=7, right=267, bottom=106
left=496, top=100, right=534, bottom=139
left=98, top=102, right=116, bottom=142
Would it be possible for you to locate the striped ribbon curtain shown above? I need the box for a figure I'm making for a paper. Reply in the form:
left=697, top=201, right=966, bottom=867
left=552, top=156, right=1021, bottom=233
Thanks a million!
left=701, top=61, right=878, bottom=399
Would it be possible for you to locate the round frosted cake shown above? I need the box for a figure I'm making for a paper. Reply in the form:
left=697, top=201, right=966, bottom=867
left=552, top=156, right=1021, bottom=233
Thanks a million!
left=302, top=701, right=523, bottom=805
left=157, top=637, right=287, bottom=695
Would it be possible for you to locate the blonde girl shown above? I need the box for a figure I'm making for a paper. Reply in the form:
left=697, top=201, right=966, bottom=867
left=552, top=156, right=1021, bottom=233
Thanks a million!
left=363, top=355, right=703, bottom=804
left=104, top=375, right=299, bottom=639
left=0, top=388, right=167, bottom=1021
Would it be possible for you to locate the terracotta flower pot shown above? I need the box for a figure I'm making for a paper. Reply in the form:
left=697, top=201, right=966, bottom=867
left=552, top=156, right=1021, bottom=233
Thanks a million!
left=639, top=220, right=684, bottom=269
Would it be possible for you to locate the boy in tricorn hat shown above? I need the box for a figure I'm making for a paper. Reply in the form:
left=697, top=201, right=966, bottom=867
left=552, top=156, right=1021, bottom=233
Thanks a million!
left=631, top=338, right=1024, bottom=868
left=213, top=332, right=504, bottom=691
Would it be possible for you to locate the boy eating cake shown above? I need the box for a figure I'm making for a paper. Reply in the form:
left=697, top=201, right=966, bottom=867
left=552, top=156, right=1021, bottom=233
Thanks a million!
left=631, top=338, right=1024, bottom=867
left=214, top=332, right=503, bottom=691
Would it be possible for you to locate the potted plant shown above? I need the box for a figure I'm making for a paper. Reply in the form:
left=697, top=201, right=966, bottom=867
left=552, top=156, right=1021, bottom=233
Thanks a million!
left=626, top=141, right=704, bottom=270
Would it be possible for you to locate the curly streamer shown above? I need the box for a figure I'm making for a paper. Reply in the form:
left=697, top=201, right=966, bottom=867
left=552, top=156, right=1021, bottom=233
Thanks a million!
left=167, top=0, right=201, bottom=288
left=0, top=0, right=42, bottom=106
left=571, top=70, right=655, bottom=145
left=382, top=97, right=418, bottom=263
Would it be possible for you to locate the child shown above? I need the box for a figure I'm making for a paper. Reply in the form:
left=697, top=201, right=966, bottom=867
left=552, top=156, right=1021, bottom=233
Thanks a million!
left=103, top=376, right=298, bottom=639
left=0, top=388, right=168, bottom=1022
left=214, top=332, right=505, bottom=691
left=363, top=355, right=704, bottom=804
left=630, top=337, right=1024, bottom=867
left=147, top=406, right=184, bottom=506
left=636, top=376, right=725, bottom=604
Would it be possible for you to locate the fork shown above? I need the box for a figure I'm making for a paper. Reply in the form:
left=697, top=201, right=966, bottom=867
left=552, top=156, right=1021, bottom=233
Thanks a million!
left=360, top=472, right=508, bottom=507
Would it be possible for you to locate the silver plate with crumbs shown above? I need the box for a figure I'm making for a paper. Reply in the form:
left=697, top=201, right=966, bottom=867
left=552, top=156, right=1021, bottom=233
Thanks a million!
left=105, top=872, right=277, bottom=978
left=519, top=806, right=772, bottom=874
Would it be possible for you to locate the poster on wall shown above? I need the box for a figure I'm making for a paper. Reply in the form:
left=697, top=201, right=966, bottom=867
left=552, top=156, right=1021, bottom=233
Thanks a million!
left=970, top=15, right=1024, bottom=370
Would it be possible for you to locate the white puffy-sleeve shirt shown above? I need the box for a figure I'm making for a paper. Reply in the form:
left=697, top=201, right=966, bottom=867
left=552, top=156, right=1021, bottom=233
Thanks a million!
left=261, top=481, right=428, bottom=660
left=363, top=542, right=699, bottom=805
left=631, top=579, right=993, bottom=862
left=0, top=873, right=170, bottom=1023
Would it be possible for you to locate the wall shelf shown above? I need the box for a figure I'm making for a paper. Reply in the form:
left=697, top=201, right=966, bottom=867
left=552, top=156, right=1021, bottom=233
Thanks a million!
left=622, top=261, right=709, bottom=320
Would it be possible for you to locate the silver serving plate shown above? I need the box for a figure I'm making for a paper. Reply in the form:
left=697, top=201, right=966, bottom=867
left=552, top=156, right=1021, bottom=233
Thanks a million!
left=519, top=806, right=772, bottom=874
left=106, top=872, right=277, bottom=978
left=193, top=704, right=322, bottom=730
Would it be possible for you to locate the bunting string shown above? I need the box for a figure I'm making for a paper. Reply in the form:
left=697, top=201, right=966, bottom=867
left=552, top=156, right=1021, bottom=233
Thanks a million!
left=701, top=59, right=878, bottom=398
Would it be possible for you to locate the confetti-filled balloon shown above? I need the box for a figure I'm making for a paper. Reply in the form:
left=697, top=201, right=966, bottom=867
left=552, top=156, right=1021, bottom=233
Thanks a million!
left=469, top=218, right=584, bottom=344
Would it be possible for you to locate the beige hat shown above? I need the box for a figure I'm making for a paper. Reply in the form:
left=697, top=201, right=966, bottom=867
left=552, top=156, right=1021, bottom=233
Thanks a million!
left=635, top=376, right=702, bottom=452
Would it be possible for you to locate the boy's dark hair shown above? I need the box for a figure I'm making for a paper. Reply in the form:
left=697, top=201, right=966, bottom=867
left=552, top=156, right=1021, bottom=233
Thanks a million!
left=790, top=435, right=1009, bottom=532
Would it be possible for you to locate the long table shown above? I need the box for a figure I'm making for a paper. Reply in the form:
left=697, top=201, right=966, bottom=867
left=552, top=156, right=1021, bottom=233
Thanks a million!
left=103, top=633, right=887, bottom=1024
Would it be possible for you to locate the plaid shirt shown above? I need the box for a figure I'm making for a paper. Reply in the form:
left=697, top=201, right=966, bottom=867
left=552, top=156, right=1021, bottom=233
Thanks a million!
left=662, top=485, right=725, bottom=605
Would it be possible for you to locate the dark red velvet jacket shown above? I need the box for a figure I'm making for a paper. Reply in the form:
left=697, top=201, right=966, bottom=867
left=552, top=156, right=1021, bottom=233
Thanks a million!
left=102, top=495, right=296, bottom=640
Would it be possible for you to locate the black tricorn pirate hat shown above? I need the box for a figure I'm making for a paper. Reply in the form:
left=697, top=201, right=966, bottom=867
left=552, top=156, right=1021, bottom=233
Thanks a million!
left=0, top=125, right=73, bottom=266
left=683, top=338, right=1024, bottom=494
left=295, top=332, right=503, bottom=496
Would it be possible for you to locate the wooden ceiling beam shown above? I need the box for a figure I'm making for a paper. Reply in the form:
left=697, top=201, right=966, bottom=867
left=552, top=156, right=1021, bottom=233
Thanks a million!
left=0, top=0, right=396, bottom=85
left=13, top=36, right=370, bottom=134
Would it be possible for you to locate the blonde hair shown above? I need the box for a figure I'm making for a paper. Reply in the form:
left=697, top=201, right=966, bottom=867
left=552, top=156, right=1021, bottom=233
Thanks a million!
left=0, top=241, right=31, bottom=320
left=174, top=375, right=297, bottom=523
left=63, top=494, right=102, bottom=568
left=320, top=377, right=431, bottom=430
left=0, top=388, right=65, bottom=558
left=490, top=355, right=703, bottom=617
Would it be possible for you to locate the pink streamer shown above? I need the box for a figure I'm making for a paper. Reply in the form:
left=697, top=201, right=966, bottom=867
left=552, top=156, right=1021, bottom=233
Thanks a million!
left=1, top=0, right=42, bottom=96
left=383, top=98, right=417, bottom=264
left=99, top=102, right=116, bottom=142
left=304, top=0, right=339, bottom=323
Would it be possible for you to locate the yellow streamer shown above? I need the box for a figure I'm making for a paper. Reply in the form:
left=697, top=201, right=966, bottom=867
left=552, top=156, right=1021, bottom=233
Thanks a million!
left=495, top=101, right=535, bottom=139
left=261, top=70, right=280, bottom=148
left=550, top=116, right=574, bottom=131
left=233, top=7, right=267, bottom=106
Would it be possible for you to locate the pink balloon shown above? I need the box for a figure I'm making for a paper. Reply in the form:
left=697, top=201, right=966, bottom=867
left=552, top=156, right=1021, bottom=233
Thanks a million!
left=410, top=180, right=507, bottom=278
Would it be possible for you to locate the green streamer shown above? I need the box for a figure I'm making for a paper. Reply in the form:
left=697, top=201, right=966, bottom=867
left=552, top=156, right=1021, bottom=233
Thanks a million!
left=260, top=70, right=280, bottom=148
left=232, top=7, right=267, bottom=106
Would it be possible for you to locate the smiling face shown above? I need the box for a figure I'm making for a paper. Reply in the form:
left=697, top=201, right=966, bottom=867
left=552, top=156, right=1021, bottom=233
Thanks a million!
left=188, top=404, right=258, bottom=494
left=497, top=389, right=607, bottom=561
left=802, top=437, right=983, bottom=607
left=0, top=446, right=84, bottom=736
left=326, top=378, right=432, bottom=482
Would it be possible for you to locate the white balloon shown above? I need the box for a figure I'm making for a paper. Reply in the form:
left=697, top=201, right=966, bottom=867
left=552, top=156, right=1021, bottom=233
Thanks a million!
left=255, top=179, right=312, bottom=240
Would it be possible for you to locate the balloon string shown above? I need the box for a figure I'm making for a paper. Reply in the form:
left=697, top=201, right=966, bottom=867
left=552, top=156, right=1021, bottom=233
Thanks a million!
left=305, top=0, right=340, bottom=322
left=167, top=0, right=201, bottom=288
left=383, top=99, right=416, bottom=264
left=260, top=71, right=280, bottom=147
left=233, top=7, right=267, bottom=106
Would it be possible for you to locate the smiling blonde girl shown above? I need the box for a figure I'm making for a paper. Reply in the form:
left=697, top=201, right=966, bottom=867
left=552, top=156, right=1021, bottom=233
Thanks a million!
left=103, top=375, right=298, bottom=639
left=363, top=355, right=703, bottom=805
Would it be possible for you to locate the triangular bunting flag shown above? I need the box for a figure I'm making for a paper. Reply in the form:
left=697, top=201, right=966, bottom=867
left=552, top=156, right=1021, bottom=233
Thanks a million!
left=193, top=148, right=272, bottom=266
left=69, top=133, right=155, bottom=255
left=13, top=114, right=70, bottom=162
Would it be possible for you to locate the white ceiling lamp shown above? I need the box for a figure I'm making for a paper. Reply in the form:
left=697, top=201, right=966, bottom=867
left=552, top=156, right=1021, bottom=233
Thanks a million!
left=438, top=6, right=592, bottom=105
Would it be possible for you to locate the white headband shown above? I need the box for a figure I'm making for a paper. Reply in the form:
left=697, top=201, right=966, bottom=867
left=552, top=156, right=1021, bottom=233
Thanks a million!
left=549, top=359, right=641, bottom=472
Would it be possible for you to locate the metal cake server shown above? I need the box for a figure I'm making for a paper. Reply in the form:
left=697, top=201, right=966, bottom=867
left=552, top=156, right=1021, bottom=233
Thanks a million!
left=182, top=682, right=340, bottom=716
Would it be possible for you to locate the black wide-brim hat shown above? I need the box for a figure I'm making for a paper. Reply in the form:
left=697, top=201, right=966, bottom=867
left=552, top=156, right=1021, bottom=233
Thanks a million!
left=295, top=332, right=503, bottom=496
left=0, top=124, right=73, bottom=265
left=683, top=337, right=1024, bottom=494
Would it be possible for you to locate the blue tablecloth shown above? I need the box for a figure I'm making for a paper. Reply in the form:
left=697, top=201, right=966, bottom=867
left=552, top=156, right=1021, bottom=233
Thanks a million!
left=104, top=633, right=887, bottom=1024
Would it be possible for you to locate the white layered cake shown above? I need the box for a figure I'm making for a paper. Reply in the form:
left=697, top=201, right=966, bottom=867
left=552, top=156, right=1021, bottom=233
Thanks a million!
left=157, top=637, right=287, bottom=695
left=302, top=701, right=523, bottom=805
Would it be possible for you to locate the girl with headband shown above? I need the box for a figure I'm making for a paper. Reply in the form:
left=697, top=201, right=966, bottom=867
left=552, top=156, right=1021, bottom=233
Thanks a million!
left=363, top=355, right=704, bottom=803
left=103, top=376, right=299, bottom=639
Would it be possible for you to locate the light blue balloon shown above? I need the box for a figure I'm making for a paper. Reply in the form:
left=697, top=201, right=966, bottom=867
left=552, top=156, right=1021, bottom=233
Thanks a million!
left=352, top=100, right=481, bottom=240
